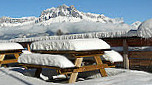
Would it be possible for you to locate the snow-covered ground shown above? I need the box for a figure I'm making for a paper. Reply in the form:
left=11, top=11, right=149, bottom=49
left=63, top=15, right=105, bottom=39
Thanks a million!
left=0, top=67, right=152, bottom=85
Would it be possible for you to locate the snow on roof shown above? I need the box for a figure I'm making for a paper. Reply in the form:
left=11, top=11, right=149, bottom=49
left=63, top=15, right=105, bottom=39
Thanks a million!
left=30, top=38, right=110, bottom=51
left=8, top=31, right=128, bottom=43
left=137, top=18, right=152, bottom=38
left=0, top=43, right=24, bottom=51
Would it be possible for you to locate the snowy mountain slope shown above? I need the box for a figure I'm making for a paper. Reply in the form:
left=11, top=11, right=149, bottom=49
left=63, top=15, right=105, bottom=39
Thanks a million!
left=38, top=4, right=124, bottom=24
left=0, top=4, right=133, bottom=40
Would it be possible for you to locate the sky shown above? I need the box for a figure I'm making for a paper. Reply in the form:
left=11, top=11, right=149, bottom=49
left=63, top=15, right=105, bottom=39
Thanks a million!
left=0, top=0, right=152, bottom=24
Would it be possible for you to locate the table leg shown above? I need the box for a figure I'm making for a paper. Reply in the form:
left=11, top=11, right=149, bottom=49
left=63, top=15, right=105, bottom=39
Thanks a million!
left=0, top=54, right=5, bottom=67
left=94, top=55, right=107, bottom=77
left=69, top=57, right=83, bottom=83
left=34, top=68, right=42, bottom=78
left=14, top=53, right=20, bottom=59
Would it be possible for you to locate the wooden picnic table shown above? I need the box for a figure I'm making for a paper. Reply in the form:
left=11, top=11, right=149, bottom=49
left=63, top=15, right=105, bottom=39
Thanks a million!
left=23, top=49, right=112, bottom=83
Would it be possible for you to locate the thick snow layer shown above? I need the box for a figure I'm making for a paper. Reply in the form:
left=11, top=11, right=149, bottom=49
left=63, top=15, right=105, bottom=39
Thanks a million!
left=0, top=43, right=24, bottom=51
left=137, top=18, right=152, bottom=38
left=102, top=50, right=123, bottom=63
left=30, top=38, right=110, bottom=51
left=8, top=31, right=128, bottom=43
left=18, top=53, right=75, bottom=68
left=0, top=67, right=152, bottom=85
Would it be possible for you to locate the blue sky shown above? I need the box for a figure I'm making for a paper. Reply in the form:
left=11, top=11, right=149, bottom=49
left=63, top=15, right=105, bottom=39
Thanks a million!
left=0, top=0, right=151, bottom=24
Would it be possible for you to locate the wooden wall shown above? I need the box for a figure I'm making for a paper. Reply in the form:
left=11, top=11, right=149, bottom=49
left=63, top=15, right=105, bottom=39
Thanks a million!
left=102, top=37, right=152, bottom=71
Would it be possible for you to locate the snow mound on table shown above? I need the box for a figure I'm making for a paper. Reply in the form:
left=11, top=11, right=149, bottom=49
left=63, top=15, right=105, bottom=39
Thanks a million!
left=0, top=43, right=24, bottom=51
left=30, top=38, right=110, bottom=51
left=18, top=53, right=75, bottom=68
left=102, top=50, right=123, bottom=63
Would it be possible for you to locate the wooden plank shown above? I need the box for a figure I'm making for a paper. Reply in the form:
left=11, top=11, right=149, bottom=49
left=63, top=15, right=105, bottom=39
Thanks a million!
left=0, top=52, right=22, bottom=55
left=69, top=58, right=83, bottom=83
left=129, top=51, right=152, bottom=59
left=0, top=50, right=22, bottom=54
left=32, top=49, right=110, bottom=56
left=1, top=59, right=18, bottom=64
left=74, top=64, right=108, bottom=73
left=19, top=64, right=61, bottom=70
left=74, top=54, right=104, bottom=58
left=60, top=64, right=108, bottom=74
left=94, top=55, right=108, bottom=77
left=103, top=37, right=152, bottom=47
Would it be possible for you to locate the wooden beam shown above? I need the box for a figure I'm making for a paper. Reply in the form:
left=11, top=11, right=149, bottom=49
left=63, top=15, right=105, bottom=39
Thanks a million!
left=74, top=54, right=104, bottom=58
left=60, top=64, right=108, bottom=74
left=94, top=55, right=107, bottom=77
left=27, top=44, right=31, bottom=52
left=1, top=59, right=18, bottom=64
left=69, top=58, right=83, bottom=83
left=19, top=64, right=61, bottom=70
left=123, top=39, right=129, bottom=69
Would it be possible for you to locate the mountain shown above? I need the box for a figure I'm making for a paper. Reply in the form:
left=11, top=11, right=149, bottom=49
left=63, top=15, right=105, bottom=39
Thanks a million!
left=38, top=4, right=124, bottom=24
left=0, top=4, right=132, bottom=40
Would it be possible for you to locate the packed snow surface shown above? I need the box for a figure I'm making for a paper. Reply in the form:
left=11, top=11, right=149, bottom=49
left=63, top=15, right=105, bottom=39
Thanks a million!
left=0, top=43, right=24, bottom=51
left=18, top=53, right=75, bottom=68
left=30, top=38, right=110, bottom=51
left=137, top=18, right=152, bottom=38
left=0, top=67, right=152, bottom=85
left=103, top=50, right=123, bottom=63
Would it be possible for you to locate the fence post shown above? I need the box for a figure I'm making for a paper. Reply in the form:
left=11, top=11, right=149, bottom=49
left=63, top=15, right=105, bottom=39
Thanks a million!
left=123, top=39, right=129, bottom=69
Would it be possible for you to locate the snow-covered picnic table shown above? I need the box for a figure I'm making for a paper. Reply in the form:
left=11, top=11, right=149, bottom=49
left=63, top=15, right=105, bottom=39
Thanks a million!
left=0, top=43, right=24, bottom=67
left=19, top=38, right=123, bottom=83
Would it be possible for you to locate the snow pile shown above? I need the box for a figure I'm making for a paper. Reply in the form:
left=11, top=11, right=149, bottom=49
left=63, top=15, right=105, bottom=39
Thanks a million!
left=18, top=53, right=75, bottom=68
left=137, top=18, right=152, bottom=38
left=103, top=50, right=123, bottom=63
left=30, top=38, right=110, bottom=51
left=0, top=43, right=24, bottom=51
